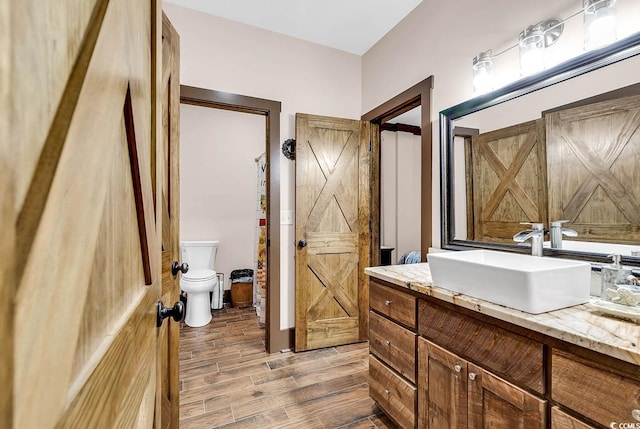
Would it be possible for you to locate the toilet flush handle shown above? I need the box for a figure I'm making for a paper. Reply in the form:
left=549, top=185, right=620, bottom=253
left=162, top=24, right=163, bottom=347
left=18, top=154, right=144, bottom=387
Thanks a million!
left=171, top=261, right=189, bottom=276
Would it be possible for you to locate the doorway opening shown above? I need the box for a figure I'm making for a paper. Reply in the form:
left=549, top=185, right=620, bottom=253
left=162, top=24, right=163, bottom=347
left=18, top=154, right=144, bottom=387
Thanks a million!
left=180, top=85, right=287, bottom=353
left=362, top=77, right=434, bottom=265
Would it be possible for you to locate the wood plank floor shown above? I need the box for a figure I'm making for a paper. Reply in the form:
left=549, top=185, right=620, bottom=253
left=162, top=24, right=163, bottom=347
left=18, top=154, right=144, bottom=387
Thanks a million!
left=179, top=306, right=398, bottom=429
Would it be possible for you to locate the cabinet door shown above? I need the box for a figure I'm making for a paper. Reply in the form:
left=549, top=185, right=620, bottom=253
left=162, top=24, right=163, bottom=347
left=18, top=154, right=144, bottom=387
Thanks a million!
left=418, top=338, right=468, bottom=428
left=468, top=363, right=546, bottom=429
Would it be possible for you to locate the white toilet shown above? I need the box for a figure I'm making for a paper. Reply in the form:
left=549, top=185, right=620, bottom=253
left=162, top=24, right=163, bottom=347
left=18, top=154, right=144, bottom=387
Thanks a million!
left=180, top=240, right=219, bottom=327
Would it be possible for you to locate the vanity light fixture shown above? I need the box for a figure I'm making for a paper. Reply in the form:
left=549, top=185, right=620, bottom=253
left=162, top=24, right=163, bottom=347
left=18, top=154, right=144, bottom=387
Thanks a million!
left=473, top=17, right=564, bottom=93
left=584, top=0, right=617, bottom=50
left=472, top=50, right=494, bottom=95
left=519, top=19, right=564, bottom=76
left=471, top=0, right=622, bottom=93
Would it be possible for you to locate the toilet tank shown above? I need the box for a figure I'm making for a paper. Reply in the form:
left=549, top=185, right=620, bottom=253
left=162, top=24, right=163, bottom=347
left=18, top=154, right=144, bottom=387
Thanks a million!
left=180, top=241, right=219, bottom=271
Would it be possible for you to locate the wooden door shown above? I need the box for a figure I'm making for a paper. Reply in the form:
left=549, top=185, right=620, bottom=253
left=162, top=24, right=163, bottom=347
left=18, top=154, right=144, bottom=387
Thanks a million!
left=418, top=338, right=468, bottom=428
left=468, top=363, right=546, bottom=429
left=8, top=1, right=172, bottom=428
left=158, top=13, right=181, bottom=429
left=546, top=94, right=640, bottom=244
left=470, top=119, right=548, bottom=243
left=295, top=113, right=371, bottom=351
left=0, top=1, right=12, bottom=426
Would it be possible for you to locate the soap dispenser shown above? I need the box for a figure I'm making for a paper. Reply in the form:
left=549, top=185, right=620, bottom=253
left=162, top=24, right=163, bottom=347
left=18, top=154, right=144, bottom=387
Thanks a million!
left=600, top=254, right=632, bottom=301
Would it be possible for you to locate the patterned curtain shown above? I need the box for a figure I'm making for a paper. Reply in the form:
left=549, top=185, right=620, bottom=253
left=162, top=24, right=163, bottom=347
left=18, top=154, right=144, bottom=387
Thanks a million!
left=254, top=153, right=267, bottom=325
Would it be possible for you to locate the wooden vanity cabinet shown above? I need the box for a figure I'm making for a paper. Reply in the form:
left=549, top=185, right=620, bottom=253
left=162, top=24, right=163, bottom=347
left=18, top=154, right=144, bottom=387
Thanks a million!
left=418, top=337, right=546, bottom=428
left=368, top=278, right=640, bottom=429
left=369, top=281, right=417, bottom=428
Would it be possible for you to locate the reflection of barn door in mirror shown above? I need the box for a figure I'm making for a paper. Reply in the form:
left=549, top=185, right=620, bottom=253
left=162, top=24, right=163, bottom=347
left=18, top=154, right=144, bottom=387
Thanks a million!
left=546, top=95, right=640, bottom=244
left=471, top=119, right=547, bottom=243
left=295, top=114, right=370, bottom=352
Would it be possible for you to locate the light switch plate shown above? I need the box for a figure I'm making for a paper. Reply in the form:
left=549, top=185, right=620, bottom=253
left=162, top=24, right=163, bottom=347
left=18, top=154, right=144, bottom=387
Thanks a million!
left=280, top=210, right=293, bottom=225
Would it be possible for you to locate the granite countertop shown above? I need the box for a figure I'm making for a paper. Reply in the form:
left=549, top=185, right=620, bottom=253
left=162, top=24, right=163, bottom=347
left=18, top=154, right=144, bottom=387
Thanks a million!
left=365, top=263, right=640, bottom=366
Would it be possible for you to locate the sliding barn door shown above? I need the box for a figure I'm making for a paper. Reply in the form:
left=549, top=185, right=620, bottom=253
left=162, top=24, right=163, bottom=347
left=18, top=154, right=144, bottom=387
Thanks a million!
left=295, top=114, right=371, bottom=352
left=7, top=1, right=178, bottom=428
left=470, top=119, right=548, bottom=243
left=546, top=94, right=640, bottom=244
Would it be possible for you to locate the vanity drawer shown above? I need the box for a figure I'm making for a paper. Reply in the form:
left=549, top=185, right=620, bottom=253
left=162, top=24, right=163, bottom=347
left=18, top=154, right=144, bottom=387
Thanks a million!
left=551, top=349, right=640, bottom=428
left=369, top=310, right=416, bottom=383
left=370, top=281, right=416, bottom=328
left=550, top=407, right=596, bottom=429
left=369, top=354, right=416, bottom=429
left=418, top=300, right=544, bottom=394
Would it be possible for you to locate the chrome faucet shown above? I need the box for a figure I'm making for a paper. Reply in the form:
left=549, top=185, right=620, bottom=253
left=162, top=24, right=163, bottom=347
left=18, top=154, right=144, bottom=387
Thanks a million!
left=513, top=222, right=547, bottom=257
left=549, top=220, right=578, bottom=249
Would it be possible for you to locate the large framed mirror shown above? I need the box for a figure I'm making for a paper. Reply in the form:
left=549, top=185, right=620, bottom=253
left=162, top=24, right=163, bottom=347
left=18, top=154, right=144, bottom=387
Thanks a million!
left=441, top=32, right=640, bottom=266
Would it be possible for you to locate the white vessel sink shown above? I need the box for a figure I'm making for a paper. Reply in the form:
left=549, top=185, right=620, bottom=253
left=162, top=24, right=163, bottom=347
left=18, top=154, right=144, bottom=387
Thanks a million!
left=427, top=250, right=591, bottom=314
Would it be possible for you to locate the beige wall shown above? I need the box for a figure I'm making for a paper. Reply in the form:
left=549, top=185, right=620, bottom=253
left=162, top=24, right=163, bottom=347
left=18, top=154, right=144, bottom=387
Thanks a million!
left=164, top=3, right=362, bottom=329
left=180, top=104, right=265, bottom=290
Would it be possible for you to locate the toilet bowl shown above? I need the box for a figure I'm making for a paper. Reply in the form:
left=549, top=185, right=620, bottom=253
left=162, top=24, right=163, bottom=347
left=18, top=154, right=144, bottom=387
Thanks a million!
left=180, top=241, right=219, bottom=327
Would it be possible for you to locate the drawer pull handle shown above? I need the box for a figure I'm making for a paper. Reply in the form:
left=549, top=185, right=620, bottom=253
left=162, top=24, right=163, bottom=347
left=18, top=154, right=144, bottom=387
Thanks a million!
left=384, top=389, right=390, bottom=396
left=632, top=409, right=640, bottom=422
left=454, top=364, right=462, bottom=373
left=384, top=300, right=392, bottom=306
left=385, top=340, right=391, bottom=346
left=469, top=372, right=477, bottom=381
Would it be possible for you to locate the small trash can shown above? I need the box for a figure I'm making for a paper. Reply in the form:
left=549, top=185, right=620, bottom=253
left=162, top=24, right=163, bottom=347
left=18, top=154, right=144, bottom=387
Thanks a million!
left=230, top=269, right=253, bottom=308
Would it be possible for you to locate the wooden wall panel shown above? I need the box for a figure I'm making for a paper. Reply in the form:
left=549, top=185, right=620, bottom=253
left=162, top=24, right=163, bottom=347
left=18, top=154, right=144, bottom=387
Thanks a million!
left=1, top=1, right=14, bottom=427
left=14, top=0, right=100, bottom=210
left=546, top=94, right=640, bottom=244
left=470, top=119, right=547, bottom=243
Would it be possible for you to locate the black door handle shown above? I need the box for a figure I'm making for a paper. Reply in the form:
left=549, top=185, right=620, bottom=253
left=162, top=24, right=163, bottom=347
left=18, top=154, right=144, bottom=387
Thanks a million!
left=298, top=239, right=308, bottom=248
left=171, top=261, right=189, bottom=276
left=157, top=301, right=185, bottom=327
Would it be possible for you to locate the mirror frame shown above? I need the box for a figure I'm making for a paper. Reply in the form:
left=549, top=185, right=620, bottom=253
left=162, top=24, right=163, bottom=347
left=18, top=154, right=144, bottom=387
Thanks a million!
left=440, top=32, right=640, bottom=265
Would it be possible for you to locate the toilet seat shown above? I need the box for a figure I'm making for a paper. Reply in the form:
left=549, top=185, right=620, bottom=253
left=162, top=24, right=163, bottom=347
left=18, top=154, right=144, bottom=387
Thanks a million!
left=182, top=269, right=216, bottom=282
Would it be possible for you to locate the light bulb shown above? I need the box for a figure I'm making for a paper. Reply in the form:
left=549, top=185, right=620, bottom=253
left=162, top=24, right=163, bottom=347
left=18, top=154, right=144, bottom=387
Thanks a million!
left=519, top=25, right=545, bottom=76
left=472, top=51, right=494, bottom=95
left=520, top=43, right=545, bottom=75
left=584, top=0, right=617, bottom=50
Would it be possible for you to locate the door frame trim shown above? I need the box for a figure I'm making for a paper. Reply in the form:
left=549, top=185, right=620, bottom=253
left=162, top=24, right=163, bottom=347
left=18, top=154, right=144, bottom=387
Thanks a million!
left=362, top=76, right=435, bottom=263
left=179, top=85, right=287, bottom=353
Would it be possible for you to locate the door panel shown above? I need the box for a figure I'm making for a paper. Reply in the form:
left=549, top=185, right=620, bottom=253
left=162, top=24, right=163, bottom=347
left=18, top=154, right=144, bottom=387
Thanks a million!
left=470, top=119, right=548, bottom=243
left=1, top=1, right=13, bottom=427
left=159, top=13, right=181, bottom=429
left=11, top=0, right=166, bottom=428
left=546, top=94, right=640, bottom=244
left=295, top=114, right=370, bottom=351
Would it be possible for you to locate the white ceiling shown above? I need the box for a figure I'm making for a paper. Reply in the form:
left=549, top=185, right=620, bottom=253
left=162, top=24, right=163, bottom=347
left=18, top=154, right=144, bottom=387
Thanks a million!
left=163, top=0, right=423, bottom=55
